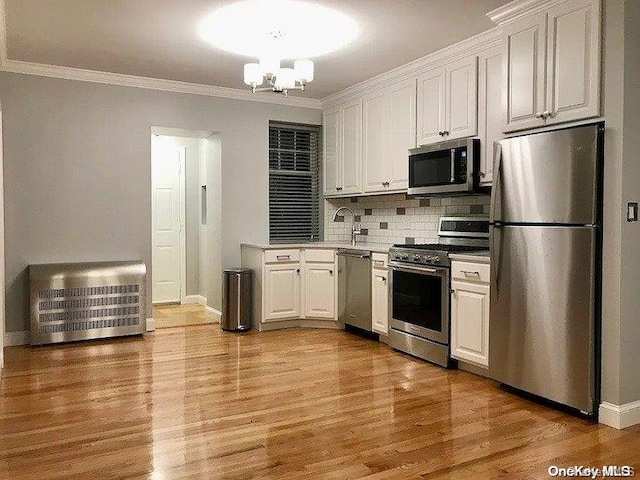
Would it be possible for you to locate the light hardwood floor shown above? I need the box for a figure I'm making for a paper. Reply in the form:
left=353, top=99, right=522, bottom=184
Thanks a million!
left=1, top=323, right=638, bottom=479
left=153, top=304, right=215, bottom=329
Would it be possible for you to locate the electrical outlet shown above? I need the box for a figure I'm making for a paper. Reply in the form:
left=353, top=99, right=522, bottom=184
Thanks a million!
left=627, top=202, right=638, bottom=222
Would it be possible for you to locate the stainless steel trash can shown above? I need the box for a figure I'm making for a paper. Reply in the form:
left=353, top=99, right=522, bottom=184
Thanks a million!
left=222, top=268, right=252, bottom=331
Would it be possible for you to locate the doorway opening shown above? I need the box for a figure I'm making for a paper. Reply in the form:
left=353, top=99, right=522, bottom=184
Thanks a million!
left=151, top=127, right=223, bottom=328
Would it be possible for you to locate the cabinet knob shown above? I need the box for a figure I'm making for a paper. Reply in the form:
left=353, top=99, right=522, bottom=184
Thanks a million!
left=479, top=171, right=486, bottom=178
left=336, top=187, right=343, bottom=191
left=382, top=277, right=386, bottom=282
left=382, top=181, right=389, bottom=187
left=543, top=110, right=551, bottom=118
left=535, top=112, right=543, bottom=118
left=296, top=268, right=300, bottom=274
left=329, top=270, right=333, bottom=275
left=443, top=131, right=449, bottom=136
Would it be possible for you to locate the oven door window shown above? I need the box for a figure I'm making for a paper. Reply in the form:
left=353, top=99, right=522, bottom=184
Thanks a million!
left=392, top=270, right=443, bottom=332
left=409, top=148, right=467, bottom=187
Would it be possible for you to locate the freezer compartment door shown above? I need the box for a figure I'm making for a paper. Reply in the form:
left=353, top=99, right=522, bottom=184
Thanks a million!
left=489, top=225, right=597, bottom=413
left=491, top=124, right=599, bottom=224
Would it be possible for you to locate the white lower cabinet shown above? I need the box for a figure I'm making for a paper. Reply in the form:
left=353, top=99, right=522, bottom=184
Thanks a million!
left=263, top=263, right=301, bottom=322
left=450, top=260, right=490, bottom=368
left=304, top=263, right=336, bottom=319
left=262, top=249, right=336, bottom=323
left=371, top=253, right=389, bottom=335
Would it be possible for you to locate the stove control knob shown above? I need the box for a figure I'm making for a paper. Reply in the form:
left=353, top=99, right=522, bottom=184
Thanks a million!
left=413, top=254, right=421, bottom=262
left=401, top=254, right=409, bottom=260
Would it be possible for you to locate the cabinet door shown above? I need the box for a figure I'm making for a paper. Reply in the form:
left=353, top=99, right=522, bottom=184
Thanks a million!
left=451, top=280, right=490, bottom=368
left=264, top=264, right=300, bottom=321
left=340, top=99, right=363, bottom=195
left=387, top=79, right=416, bottom=190
left=477, top=46, right=503, bottom=186
left=545, top=0, right=601, bottom=125
left=503, top=12, right=547, bottom=132
left=445, top=56, right=478, bottom=140
left=363, top=91, right=388, bottom=193
left=416, top=67, right=445, bottom=146
left=371, top=269, right=389, bottom=334
left=323, top=108, right=341, bottom=195
left=304, top=264, right=336, bottom=319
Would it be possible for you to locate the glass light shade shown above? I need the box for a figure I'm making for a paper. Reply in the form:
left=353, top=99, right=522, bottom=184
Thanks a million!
left=243, top=63, right=263, bottom=86
left=274, top=68, right=296, bottom=90
left=294, top=59, right=314, bottom=83
left=259, top=55, right=281, bottom=77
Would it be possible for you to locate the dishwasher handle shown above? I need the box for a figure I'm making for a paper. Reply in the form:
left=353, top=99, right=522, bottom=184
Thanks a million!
left=336, top=251, right=371, bottom=259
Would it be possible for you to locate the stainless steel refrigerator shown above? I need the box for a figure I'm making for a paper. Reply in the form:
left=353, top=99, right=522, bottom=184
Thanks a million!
left=489, top=123, right=603, bottom=415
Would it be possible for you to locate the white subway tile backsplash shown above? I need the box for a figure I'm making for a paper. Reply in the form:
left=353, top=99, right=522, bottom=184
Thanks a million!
left=324, top=194, right=490, bottom=245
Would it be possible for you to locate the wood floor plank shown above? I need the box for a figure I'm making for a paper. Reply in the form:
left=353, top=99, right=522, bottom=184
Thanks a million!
left=1, top=310, right=639, bottom=479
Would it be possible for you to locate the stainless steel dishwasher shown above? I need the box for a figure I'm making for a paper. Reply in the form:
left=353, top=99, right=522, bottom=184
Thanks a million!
left=337, top=249, right=372, bottom=332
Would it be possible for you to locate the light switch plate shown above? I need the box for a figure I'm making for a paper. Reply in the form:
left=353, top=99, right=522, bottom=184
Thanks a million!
left=627, top=202, right=638, bottom=222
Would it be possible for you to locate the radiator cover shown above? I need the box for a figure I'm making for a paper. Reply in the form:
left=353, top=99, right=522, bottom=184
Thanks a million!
left=29, top=261, right=146, bottom=345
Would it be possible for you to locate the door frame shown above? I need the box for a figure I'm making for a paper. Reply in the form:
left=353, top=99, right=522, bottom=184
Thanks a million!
left=151, top=136, right=187, bottom=305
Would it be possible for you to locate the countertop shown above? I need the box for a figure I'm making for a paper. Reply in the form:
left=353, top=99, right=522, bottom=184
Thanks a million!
left=448, top=251, right=491, bottom=264
left=241, top=242, right=392, bottom=254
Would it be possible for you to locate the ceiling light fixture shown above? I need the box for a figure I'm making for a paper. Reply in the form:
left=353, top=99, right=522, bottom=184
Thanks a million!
left=199, top=0, right=359, bottom=96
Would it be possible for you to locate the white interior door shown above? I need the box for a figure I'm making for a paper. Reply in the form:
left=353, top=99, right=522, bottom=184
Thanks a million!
left=152, top=137, right=185, bottom=304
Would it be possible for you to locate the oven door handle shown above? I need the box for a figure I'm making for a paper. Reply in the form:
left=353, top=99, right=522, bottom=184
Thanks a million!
left=389, top=262, right=448, bottom=276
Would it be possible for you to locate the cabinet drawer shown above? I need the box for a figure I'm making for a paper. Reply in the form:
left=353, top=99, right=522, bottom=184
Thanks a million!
left=451, top=261, right=490, bottom=283
left=304, top=249, right=335, bottom=263
left=265, top=249, right=300, bottom=263
left=371, top=253, right=388, bottom=270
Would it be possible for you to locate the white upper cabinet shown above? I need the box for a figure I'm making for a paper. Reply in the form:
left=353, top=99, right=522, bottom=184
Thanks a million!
left=363, top=79, right=416, bottom=194
left=363, top=91, right=388, bottom=192
left=323, top=101, right=363, bottom=197
left=340, top=99, right=363, bottom=195
left=323, top=108, right=340, bottom=196
left=477, top=45, right=503, bottom=186
left=445, top=57, right=478, bottom=140
left=387, top=79, right=416, bottom=190
left=417, top=67, right=446, bottom=146
left=417, top=56, right=477, bottom=146
left=502, top=0, right=601, bottom=133
left=545, top=0, right=601, bottom=124
left=504, top=12, right=547, bottom=131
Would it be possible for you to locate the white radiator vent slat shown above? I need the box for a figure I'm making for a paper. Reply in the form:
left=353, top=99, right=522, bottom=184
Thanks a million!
left=30, top=261, right=146, bottom=345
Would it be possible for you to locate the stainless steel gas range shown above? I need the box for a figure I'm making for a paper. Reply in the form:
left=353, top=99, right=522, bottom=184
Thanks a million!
left=388, top=217, right=489, bottom=367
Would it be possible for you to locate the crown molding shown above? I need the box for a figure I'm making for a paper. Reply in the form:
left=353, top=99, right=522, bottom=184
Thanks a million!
left=487, top=0, right=569, bottom=25
left=0, top=0, right=321, bottom=109
left=320, top=27, right=502, bottom=110
left=0, top=59, right=323, bottom=109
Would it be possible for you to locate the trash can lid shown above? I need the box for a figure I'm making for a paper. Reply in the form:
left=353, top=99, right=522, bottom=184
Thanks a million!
left=224, top=267, right=252, bottom=274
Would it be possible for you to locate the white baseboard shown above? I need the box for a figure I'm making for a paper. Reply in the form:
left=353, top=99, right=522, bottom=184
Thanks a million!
left=205, top=306, right=221, bottom=323
left=599, top=400, right=640, bottom=429
left=146, top=317, right=155, bottom=332
left=183, top=295, right=207, bottom=306
left=4, top=330, right=30, bottom=346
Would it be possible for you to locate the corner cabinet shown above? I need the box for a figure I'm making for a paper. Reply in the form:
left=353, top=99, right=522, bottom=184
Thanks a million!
left=241, top=246, right=339, bottom=330
left=417, top=56, right=478, bottom=146
left=450, top=259, right=490, bottom=368
left=502, top=0, right=601, bottom=132
left=363, top=79, right=416, bottom=194
left=323, top=100, right=363, bottom=196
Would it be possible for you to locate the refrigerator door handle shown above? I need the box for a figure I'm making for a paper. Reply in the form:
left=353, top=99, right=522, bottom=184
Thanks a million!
left=490, top=142, right=503, bottom=222
left=491, top=224, right=503, bottom=295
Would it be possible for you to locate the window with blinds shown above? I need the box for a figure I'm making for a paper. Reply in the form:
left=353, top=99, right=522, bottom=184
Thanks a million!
left=269, top=122, right=321, bottom=243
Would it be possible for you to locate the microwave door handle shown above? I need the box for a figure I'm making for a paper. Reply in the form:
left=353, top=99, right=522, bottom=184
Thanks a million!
left=450, top=149, right=455, bottom=183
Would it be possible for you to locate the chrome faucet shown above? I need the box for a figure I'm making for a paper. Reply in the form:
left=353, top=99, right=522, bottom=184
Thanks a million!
left=332, top=206, right=361, bottom=246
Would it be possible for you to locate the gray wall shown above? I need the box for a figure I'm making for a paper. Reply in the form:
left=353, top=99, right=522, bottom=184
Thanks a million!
left=601, top=0, right=640, bottom=407
left=0, top=72, right=321, bottom=332
left=620, top=0, right=640, bottom=405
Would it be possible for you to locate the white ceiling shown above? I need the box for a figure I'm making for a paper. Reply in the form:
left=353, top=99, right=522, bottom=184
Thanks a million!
left=5, top=0, right=510, bottom=99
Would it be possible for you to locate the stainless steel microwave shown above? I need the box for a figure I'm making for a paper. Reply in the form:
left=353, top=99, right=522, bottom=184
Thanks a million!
left=408, top=138, right=480, bottom=196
